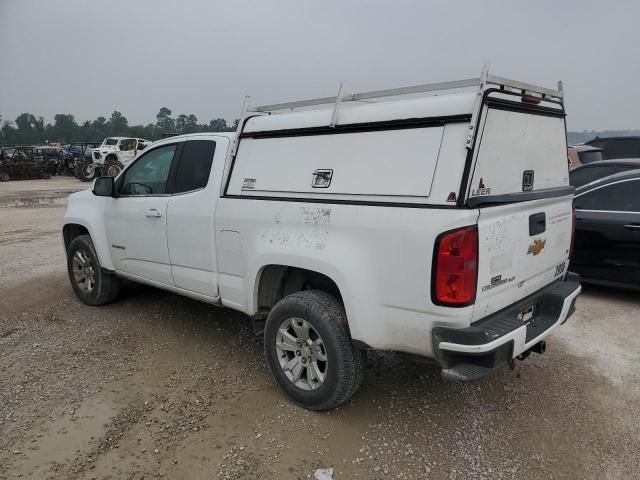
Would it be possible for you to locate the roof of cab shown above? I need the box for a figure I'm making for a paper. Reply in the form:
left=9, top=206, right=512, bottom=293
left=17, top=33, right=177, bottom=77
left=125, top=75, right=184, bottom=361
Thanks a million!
left=148, top=132, right=236, bottom=149
left=243, top=91, right=477, bottom=133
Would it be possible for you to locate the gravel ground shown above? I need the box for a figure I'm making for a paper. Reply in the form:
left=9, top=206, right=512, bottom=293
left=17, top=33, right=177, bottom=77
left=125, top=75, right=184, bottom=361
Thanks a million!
left=0, top=177, right=639, bottom=479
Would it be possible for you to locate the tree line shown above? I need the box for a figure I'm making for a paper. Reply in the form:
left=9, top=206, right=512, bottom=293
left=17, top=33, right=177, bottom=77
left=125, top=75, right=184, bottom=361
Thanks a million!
left=0, top=107, right=238, bottom=145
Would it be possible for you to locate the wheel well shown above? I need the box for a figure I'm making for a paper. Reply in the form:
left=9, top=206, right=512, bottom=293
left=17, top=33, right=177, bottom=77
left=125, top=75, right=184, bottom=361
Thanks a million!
left=256, top=265, right=342, bottom=317
left=63, top=224, right=89, bottom=251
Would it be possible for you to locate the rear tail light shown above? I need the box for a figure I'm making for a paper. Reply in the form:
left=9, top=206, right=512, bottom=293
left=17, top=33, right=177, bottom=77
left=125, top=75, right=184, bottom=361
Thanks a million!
left=432, top=225, right=478, bottom=307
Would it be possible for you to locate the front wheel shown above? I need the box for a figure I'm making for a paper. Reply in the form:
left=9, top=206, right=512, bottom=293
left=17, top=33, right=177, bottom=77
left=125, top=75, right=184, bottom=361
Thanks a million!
left=67, top=234, right=120, bottom=306
left=74, top=160, right=98, bottom=182
left=264, top=290, right=366, bottom=410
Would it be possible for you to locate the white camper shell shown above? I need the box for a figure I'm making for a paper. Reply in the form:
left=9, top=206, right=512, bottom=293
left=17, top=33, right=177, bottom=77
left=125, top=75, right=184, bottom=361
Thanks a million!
left=63, top=70, right=581, bottom=409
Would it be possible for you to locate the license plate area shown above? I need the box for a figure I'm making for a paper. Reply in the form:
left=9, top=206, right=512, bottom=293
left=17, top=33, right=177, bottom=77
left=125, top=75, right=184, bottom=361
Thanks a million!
left=517, top=305, right=534, bottom=325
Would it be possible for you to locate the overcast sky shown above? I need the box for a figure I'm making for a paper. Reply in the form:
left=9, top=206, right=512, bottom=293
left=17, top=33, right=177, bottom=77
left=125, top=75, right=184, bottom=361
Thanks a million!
left=1, top=0, right=638, bottom=131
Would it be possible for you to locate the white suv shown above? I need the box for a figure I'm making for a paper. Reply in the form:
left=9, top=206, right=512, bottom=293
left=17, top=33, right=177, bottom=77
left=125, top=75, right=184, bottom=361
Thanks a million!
left=62, top=71, right=581, bottom=410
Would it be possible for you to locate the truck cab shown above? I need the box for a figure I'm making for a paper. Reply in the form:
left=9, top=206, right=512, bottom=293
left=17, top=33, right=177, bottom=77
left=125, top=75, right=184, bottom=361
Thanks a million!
left=63, top=71, right=581, bottom=410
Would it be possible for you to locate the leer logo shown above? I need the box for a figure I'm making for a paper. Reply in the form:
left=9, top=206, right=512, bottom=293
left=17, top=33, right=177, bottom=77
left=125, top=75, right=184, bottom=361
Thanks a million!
left=527, top=238, right=546, bottom=256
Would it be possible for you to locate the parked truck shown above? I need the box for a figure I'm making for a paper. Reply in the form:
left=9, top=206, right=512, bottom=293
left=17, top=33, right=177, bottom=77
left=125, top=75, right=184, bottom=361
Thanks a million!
left=62, top=71, right=581, bottom=410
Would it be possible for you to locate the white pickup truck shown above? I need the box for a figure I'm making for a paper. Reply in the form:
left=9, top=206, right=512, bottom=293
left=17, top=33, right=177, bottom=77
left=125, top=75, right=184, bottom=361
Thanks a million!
left=62, top=71, right=581, bottom=410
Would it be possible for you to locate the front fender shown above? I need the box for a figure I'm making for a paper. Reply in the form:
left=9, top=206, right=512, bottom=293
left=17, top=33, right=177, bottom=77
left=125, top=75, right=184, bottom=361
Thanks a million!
left=63, top=190, right=114, bottom=270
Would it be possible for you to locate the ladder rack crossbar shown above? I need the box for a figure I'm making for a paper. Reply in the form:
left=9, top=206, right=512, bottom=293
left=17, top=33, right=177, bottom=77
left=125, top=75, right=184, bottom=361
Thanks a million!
left=252, top=78, right=481, bottom=112
left=250, top=74, right=563, bottom=113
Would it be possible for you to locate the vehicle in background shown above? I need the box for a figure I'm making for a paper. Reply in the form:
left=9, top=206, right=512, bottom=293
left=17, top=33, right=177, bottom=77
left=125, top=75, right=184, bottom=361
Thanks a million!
left=572, top=169, right=640, bottom=290
left=34, top=146, right=65, bottom=175
left=75, top=137, right=152, bottom=182
left=585, top=136, right=640, bottom=160
left=0, top=146, right=50, bottom=181
left=569, top=159, right=640, bottom=188
left=568, top=144, right=603, bottom=170
left=61, top=142, right=101, bottom=176
left=62, top=71, right=580, bottom=409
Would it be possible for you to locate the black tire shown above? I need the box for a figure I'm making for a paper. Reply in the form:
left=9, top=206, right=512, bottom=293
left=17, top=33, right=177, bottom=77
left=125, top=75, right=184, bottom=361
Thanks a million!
left=264, top=290, right=366, bottom=410
left=67, top=234, right=120, bottom=306
left=74, top=160, right=97, bottom=182
left=103, top=156, right=124, bottom=177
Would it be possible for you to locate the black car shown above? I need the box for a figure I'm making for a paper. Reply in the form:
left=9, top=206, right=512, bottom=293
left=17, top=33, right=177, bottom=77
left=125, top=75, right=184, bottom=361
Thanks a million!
left=569, top=159, right=640, bottom=188
left=585, top=136, right=640, bottom=160
left=571, top=169, right=640, bottom=289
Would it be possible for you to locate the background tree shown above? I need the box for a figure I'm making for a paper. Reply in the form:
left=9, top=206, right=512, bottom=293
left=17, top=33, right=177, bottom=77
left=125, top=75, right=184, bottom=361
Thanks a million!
left=51, top=114, right=78, bottom=143
left=208, top=118, right=228, bottom=132
left=1, top=109, right=272, bottom=145
left=108, top=111, right=128, bottom=136
left=156, top=107, right=175, bottom=133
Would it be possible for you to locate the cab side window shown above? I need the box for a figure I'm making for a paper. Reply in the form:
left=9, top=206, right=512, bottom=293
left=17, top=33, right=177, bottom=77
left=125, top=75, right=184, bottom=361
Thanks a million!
left=172, top=140, right=216, bottom=194
left=119, top=145, right=177, bottom=195
left=575, top=179, right=640, bottom=212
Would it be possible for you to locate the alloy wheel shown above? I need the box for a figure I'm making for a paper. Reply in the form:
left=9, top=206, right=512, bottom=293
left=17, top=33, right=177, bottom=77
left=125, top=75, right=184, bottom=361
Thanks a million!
left=275, top=317, right=328, bottom=391
left=72, top=250, right=96, bottom=293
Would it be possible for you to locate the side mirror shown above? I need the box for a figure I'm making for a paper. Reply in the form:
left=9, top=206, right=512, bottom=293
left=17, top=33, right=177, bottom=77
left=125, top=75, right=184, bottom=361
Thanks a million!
left=93, top=176, right=115, bottom=196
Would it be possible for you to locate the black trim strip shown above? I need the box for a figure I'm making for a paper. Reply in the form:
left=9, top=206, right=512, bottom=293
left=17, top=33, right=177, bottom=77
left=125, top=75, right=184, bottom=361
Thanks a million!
left=485, top=98, right=566, bottom=118
left=467, top=186, right=575, bottom=208
left=221, top=194, right=458, bottom=209
left=240, top=114, right=471, bottom=139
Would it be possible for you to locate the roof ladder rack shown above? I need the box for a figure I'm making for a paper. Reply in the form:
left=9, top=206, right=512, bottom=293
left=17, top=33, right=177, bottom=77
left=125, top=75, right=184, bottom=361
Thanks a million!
left=235, top=65, right=564, bottom=151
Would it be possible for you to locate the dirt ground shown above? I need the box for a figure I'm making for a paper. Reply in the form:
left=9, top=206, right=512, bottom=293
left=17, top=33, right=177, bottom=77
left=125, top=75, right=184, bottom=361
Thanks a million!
left=1, top=177, right=639, bottom=480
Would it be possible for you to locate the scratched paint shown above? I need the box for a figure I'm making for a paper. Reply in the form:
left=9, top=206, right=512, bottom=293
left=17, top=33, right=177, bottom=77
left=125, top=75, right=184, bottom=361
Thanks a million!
left=297, top=207, right=331, bottom=250
left=261, top=206, right=332, bottom=250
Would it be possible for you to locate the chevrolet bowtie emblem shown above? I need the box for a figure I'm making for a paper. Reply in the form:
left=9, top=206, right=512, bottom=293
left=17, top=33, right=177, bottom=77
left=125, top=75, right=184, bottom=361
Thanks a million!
left=527, top=239, right=546, bottom=256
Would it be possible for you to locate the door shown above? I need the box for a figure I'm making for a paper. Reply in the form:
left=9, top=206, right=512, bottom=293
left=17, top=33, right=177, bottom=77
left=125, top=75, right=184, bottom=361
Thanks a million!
left=573, top=178, right=640, bottom=284
left=105, top=143, right=181, bottom=285
left=166, top=138, right=222, bottom=298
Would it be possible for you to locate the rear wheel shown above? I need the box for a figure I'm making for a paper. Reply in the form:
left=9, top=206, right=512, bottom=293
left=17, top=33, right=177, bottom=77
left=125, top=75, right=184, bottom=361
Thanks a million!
left=75, top=160, right=97, bottom=182
left=67, top=235, right=120, bottom=306
left=264, top=290, right=366, bottom=410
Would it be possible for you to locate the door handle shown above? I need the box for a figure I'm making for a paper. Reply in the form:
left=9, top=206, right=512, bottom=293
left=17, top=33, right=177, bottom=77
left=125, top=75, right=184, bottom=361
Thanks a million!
left=145, top=208, right=162, bottom=218
left=624, top=224, right=640, bottom=231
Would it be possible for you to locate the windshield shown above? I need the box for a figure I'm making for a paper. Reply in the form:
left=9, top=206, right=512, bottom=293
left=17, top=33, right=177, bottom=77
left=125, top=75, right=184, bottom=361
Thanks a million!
left=103, top=138, right=119, bottom=146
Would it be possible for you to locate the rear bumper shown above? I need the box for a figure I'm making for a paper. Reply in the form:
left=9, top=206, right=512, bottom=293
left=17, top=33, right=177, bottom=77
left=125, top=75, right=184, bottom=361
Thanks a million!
left=432, top=272, right=581, bottom=381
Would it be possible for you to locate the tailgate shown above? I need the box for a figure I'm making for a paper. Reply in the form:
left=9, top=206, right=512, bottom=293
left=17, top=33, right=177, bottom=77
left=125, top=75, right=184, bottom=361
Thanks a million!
left=473, top=196, right=573, bottom=320
left=468, top=95, right=573, bottom=321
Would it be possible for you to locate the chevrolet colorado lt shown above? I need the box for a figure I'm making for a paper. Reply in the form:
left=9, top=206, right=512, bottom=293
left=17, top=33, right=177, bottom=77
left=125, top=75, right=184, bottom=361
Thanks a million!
left=62, top=71, right=581, bottom=410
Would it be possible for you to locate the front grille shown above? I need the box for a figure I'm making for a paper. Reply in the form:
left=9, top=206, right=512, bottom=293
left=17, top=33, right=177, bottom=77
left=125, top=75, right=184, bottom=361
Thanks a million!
left=93, top=152, right=100, bottom=160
